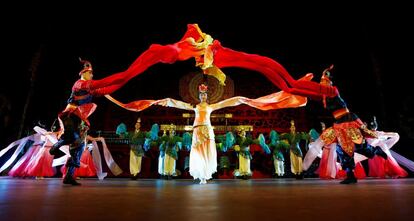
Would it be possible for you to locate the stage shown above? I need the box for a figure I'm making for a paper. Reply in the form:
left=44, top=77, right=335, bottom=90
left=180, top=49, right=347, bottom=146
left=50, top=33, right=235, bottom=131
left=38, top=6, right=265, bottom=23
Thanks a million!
left=1, top=177, right=413, bottom=220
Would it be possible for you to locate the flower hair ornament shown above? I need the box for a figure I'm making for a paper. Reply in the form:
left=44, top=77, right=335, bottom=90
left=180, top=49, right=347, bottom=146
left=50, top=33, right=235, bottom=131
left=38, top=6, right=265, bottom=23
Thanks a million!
left=198, top=83, right=208, bottom=93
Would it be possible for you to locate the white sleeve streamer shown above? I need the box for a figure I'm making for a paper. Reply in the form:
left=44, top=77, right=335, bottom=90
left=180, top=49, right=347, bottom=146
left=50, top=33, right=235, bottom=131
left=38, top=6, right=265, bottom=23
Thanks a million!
left=96, top=138, right=123, bottom=176
left=302, top=138, right=324, bottom=171
left=0, top=136, right=33, bottom=173
left=390, top=150, right=414, bottom=172
left=90, top=141, right=107, bottom=180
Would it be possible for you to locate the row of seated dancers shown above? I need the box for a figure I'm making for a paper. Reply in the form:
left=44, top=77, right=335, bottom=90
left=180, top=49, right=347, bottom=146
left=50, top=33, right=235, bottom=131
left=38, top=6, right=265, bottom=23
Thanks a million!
left=0, top=116, right=411, bottom=181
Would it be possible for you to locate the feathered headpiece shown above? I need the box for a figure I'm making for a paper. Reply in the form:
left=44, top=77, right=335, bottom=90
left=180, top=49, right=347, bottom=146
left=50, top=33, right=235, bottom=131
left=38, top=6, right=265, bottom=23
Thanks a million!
left=369, top=116, right=378, bottom=131
left=198, top=83, right=208, bottom=93
left=320, top=122, right=326, bottom=131
left=320, top=64, right=334, bottom=86
left=321, top=64, right=334, bottom=108
left=79, top=57, right=93, bottom=76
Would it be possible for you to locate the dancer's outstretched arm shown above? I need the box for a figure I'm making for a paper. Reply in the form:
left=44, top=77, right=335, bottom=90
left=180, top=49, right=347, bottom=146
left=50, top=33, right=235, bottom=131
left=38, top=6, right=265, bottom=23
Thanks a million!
left=210, top=91, right=307, bottom=111
left=106, top=90, right=306, bottom=113
left=105, top=95, right=193, bottom=112
left=156, top=98, right=194, bottom=110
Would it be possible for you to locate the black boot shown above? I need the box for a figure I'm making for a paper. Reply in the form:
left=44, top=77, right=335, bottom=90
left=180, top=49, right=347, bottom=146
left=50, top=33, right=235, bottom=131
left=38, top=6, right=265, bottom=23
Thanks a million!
left=374, top=147, right=388, bottom=160
left=63, top=175, right=81, bottom=186
left=340, top=171, right=357, bottom=184
left=131, top=175, right=138, bottom=180
left=49, top=144, right=59, bottom=155
left=295, top=173, right=304, bottom=180
left=50, top=140, right=66, bottom=155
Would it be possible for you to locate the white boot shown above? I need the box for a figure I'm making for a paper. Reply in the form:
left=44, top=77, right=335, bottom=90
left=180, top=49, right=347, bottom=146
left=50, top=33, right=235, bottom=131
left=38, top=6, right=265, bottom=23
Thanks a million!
left=199, top=178, right=207, bottom=184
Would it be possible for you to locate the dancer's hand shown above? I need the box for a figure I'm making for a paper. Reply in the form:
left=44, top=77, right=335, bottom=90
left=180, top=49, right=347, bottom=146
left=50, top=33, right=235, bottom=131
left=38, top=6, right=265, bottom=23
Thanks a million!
left=156, top=99, right=168, bottom=107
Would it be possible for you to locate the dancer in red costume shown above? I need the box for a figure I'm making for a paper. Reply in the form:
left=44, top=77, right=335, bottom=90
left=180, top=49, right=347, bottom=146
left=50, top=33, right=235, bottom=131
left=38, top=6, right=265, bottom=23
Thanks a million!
left=48, top=58, right=142, bottom=185
left=317, top=65, right=387, bottom=184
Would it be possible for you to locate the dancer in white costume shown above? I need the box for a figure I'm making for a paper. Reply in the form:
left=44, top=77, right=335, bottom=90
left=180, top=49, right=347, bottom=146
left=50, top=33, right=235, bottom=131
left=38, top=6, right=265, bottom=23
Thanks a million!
left=106, top=83, right=307, bottom=184
left=366, top=117, right=408, bottom=178
left=161, top=84, right=220, bottom=184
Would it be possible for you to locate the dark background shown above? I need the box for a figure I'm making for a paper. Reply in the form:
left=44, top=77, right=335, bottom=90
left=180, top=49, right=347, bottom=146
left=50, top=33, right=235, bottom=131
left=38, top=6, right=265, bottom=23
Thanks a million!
left=1, top=3, right=413, bottom=159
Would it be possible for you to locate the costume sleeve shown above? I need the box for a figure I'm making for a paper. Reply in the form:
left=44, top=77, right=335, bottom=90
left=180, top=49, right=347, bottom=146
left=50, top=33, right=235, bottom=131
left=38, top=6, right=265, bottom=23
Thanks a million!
left=303, top=138, right=324, bottom=170
left=382, top=132, right=400, bottom=149
left=157, top=98, right=194, bottom=110
left=370, top=131, right=400, bottom=150
left=258, top=134, right=271, bottom=154
left=209, top=96, right=246, bottom=111
left=105, top=95, right=193, bottom=112
left=75, top=44, right=180, bottom=96
left=105, top=95, right=159, bottom=112
left=211, top=40, right=339, bottom=99
left=210, top=91, right=307, bottom=111
left=279, top=140, right=290, bottom=149
left=280, top=133, right=290, bottom=140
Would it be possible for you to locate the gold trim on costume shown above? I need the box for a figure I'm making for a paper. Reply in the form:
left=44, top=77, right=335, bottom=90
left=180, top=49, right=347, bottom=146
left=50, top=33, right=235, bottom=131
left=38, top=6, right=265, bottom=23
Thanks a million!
left=320, top=127, right=336, bottom=144
left=332, top=108, right=350, bottom=119
left=160, top=124, right=253, bottom=132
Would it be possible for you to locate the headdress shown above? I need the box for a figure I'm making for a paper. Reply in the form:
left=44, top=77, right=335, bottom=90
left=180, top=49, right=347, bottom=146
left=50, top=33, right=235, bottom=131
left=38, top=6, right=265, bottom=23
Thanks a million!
left=320, top=122, right=326, bottom=131
left=320, top=64, right=334, bottom=86
left=169, top=123, right=176, bottom=131
left=79, top=57, right=93, bottom=76
left=290, top=120, right=295, bottom=131
left=369, top=116, right=378, bottom=131
left=198, top=83, right=208, bottom=93
left=237, top=127, right=246, bottom=136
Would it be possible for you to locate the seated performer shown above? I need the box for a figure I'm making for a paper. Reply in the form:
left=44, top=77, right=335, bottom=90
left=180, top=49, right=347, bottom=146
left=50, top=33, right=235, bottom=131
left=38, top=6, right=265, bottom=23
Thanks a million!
left=366, top=117, right=408, bottom=178
left=6, top=126, right=57, bottom=178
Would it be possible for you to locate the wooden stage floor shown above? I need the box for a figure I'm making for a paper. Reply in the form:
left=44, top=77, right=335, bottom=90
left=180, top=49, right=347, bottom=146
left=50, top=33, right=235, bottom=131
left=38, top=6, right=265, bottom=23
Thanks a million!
left=1, top=177, right=413, bottom=221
